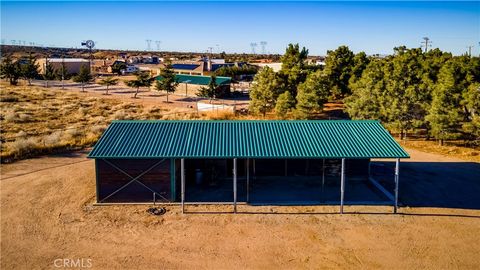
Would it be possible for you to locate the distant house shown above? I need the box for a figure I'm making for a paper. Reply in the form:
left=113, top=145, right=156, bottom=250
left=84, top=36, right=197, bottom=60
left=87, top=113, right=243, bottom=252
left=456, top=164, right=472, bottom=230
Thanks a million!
left=172, top=63, right=205, bottom=76
left=251, top=62, right=282, bottom=72
left=37, top=58, right=90, bottom=75
left=171, top=58, right=252, bottom=77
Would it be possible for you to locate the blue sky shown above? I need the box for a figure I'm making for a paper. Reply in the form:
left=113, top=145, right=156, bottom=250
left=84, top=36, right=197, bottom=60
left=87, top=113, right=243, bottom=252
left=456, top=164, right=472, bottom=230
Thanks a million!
left=1, top=1, right=479, bottom=55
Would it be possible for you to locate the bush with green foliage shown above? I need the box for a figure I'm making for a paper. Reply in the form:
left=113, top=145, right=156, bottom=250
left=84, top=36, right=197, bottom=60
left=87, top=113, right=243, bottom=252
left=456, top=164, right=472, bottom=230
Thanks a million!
left=0, top=56, right=22, bottom=86
left=275, top=91, right=295, bottom=119
left=156, top=63, right=179, bottom=102
left=126, top=71, right=153, bottom=98
left=72, top=65, right=93, bottom=91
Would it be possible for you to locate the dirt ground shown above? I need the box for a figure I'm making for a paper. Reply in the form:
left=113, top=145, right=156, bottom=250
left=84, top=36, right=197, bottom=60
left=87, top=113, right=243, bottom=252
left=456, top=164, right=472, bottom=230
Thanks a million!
left=1, top=148, right=480, bottom=269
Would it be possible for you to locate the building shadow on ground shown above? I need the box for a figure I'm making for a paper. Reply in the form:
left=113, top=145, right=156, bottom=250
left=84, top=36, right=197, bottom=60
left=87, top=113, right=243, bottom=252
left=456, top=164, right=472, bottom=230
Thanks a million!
left=372, top=161, right=480, bottom=210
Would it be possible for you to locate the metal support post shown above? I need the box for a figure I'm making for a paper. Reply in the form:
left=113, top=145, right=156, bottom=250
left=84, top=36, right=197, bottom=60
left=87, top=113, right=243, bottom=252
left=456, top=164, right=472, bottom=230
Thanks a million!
left=181, top=158, right=185, bottom=214
left=233, top=158, right=237, bottom=213
left=394, top=158, right=400, bottom=213
left=246, top=158, right=250, bottom=203
left=340, top=158, right=345, bottom=214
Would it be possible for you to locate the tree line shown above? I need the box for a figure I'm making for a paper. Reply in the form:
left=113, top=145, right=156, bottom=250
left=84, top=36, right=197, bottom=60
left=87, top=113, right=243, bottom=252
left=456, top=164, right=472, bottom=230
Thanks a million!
left=249, top=44, right=480, bottom=146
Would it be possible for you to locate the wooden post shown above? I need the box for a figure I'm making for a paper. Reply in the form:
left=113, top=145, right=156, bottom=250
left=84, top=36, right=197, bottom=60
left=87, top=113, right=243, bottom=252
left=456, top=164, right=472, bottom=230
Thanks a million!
left=233, top=158, right=237, bottom=213
left=181, top=158, right=185, bottom=214
left=340, top=158, right=345, bottom=214
left=394, top=158, right=400, bottom=213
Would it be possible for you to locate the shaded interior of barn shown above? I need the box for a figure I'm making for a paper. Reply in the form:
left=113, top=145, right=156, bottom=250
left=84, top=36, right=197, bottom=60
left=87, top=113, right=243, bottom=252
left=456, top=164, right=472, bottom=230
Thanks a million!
left=96, top=158, right=391, bottom=204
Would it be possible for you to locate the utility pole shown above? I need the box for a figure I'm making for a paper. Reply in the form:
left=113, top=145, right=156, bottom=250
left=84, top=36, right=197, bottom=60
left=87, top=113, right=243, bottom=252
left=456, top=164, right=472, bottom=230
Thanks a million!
left=466, top=45, right=473, bottom=57
left=422, top=37, right=431, bottom=53
left=250, top=42, right=257, bottom=54
left=260, top=41, right=267, bottom=55
left=145, top=39, right=152, bottom=51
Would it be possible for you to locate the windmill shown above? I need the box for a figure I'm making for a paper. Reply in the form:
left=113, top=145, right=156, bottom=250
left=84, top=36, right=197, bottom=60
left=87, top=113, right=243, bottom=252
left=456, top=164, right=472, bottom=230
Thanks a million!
left=250, top=42, right=258, bottom=54
left=260, top=41, right=267, bottom=55
left=81, top=40, right=95, bottom=72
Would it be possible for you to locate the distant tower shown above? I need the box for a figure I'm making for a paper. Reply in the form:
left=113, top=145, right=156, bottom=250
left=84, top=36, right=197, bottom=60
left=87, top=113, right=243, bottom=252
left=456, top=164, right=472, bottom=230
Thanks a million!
left=146, top=39, right=152, bottom=51
left=260, top=41, right=267, bottom=55
left=155, top=40, right=161, bottom=51
left=250, top=42, right=258, bottom=54
left=422, top=37, right=432, bottom=53
left=466, top=45, right=473, bottom=57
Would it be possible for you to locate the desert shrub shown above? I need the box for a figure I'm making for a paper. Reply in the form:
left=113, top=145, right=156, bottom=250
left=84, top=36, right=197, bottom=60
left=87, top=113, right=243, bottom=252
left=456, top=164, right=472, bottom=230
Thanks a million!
left=148, top=106, right=162, bottom=113
left=16, top=131, right=27, bottom=138
left=43, top=131, right=62, bottom=146
left=113, top=110, right=127, bottom=120
left=78, top=107, right=89, bottom=116
left=90, top=116, right=106, bottom=124
left=90, top=125, right=107, bottom=135
left=4, top=111, right=17, bottom=122
left=65, top=128, right=82, bottom=140
left=17, top=113, right=32, bottom=122
left=62, top=104, right=77, bottom=111
left=8, top=137, right=40, bottom=157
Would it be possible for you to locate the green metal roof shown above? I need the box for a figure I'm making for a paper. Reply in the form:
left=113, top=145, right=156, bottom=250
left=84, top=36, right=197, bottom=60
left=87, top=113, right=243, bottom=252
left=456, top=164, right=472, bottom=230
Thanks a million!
left=88, top=120, right=409, bottom=159
left=156, top=74, right=231, bottom=86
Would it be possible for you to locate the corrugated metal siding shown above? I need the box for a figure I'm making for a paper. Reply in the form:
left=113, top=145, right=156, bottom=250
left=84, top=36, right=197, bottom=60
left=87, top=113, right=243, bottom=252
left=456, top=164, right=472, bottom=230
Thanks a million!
left=88, top=120, right=410, bottom=159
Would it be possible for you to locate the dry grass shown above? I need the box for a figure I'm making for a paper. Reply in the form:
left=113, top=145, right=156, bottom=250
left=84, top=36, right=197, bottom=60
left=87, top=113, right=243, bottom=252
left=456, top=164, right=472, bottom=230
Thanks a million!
left=0, top=83, right=168, bottom=162
left=0, top=83, right=257, bottom=162
left=397, top=139, right=480, bottom=162
left=199, top=110, right=236, bottom=120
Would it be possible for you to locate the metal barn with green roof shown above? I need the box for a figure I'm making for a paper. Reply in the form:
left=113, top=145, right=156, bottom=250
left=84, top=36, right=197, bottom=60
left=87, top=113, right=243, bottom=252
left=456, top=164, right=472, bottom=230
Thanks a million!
left=88, top=120, right=409, bottom=213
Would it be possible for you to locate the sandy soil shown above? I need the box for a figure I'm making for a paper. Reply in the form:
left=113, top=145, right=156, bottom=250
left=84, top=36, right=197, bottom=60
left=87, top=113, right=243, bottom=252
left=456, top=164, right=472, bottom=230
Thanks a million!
left=1, top=148, right=480, bottom=269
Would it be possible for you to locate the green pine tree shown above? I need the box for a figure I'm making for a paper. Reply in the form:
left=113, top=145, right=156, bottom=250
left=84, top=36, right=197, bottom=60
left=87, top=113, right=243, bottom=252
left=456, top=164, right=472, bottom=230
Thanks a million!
left=275, top=91, right=295, bottom=119
left=156, top=63, right=179, bottom=102
left=22, top=53, right=39, bottom=85
left=295, top=70, right=330, bottom=119
left=0, top=56, right=22, bottom=86
left=324, top=45, right=355, bottom=98
left=126, top=71, right=152, bottom=98
left=72, top=64, right=93, bottom=91
left=249, top=67, right=279, bottom=117
left=43, top=62, right=56, bottom=88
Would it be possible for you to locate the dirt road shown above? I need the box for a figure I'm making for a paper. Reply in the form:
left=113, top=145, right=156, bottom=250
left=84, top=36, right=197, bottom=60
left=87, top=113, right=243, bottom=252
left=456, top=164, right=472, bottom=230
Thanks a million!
left=1, top=148, right=479, bottom=269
